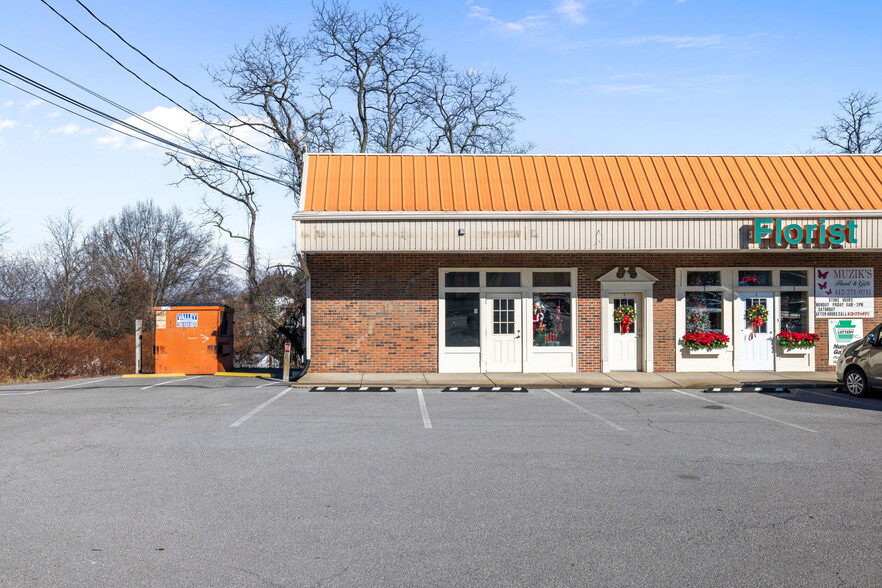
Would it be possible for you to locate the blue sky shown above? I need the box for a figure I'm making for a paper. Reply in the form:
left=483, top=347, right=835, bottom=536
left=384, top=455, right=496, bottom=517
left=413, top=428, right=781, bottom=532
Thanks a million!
left=1, top=0, right=880, bottom=264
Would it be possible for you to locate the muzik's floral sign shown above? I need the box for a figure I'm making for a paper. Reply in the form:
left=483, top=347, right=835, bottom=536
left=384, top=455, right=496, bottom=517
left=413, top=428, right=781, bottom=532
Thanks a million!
left=814, top=268, right=874, bottom=318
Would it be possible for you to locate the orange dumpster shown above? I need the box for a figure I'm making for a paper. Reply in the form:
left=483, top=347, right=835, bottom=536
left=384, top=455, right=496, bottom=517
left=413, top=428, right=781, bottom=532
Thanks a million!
left=153, top=305, right=234, bottom=374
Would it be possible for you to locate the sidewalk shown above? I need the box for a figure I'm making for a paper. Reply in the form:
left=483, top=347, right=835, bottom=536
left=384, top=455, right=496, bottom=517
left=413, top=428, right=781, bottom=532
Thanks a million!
left=292, top=370, right=839, bottom=389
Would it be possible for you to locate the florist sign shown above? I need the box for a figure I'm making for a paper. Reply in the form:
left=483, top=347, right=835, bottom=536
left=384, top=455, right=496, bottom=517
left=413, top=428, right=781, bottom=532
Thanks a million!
left=814, top=268, right=874, bottom=318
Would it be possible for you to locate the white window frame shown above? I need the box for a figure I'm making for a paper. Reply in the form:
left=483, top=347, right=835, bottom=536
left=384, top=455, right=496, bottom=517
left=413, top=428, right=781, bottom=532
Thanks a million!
left=438, top=268, right=577, bottom=373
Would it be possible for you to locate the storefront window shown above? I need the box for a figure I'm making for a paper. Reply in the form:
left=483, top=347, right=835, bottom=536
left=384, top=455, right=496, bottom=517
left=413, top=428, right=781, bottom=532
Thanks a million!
left=486, top=272, right=521, bottom=287
left=533, top=272, right=571, bottom=287
left=686, top=271, right=720, bottom=287
left=738, top=270, right=772, bottom=287
left=685, top=291, right=723, bottom=333
left=445, top=293, right=480, bottom=347
left=780, top=270, right=808, bottom=287
left=445, top=271, right=479, bottom=288
left=532, top=294, right=571, bottom=346
left=780, top=292, right=809, bottom=333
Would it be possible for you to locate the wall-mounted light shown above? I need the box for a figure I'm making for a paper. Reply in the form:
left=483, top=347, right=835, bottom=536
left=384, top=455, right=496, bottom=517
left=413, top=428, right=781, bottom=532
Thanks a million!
left=458, top=228, right=466, bottom=236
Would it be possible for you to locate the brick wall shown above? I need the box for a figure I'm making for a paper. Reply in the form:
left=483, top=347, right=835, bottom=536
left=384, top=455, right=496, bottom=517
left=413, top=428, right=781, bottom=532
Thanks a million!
left=308, top=251, right=882, bottom=373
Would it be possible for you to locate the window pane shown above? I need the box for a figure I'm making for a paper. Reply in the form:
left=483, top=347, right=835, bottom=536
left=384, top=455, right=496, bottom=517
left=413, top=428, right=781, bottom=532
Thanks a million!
left=445, top=293, right=479, bottom=347
left=738, top=270, right=772, bottom=287
left=533, top=294, right=571, bottom=346
left=613, top=297, right=637, bottom=335
left=744, top=297, right=770, bottom=334
left=780, top=292, right=809, bottom=332
left=686, top=271, right=720, bottom=287
left=533, top=272, right=571, bottom=287
left=487, top=272, right=521, bottom=287
left=685, top=291, right=723, bottom=333
left=492, top=298, right=515, bottom=334
left=445, top=271, right=479, bottom=288
left=780, top=270, right=807, bottom=287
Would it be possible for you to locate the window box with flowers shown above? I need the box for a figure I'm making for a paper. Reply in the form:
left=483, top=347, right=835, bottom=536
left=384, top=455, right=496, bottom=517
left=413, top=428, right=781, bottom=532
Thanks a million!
left=682, top=332, right=731, bottom=355
left=776, top=331, right=819, bottom=354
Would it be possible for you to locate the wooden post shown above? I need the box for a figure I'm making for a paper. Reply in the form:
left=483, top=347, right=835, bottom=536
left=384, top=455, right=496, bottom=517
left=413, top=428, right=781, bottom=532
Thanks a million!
left=135, top=319, right=143, bottom=374
left=282, top=341, right=291, bottom=383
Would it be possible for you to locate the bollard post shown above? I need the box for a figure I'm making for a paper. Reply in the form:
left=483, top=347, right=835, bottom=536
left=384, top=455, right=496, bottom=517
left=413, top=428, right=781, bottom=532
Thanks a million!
left=135, top=319, right=143, bottom=374
left=282, top=341, right=291, bottom=383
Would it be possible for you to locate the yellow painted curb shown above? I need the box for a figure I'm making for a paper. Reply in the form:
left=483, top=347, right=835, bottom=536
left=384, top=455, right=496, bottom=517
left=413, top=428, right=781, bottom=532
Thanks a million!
left=214, top=372, right=274, bottom=378
left=121, top=373, right=187, bottom=378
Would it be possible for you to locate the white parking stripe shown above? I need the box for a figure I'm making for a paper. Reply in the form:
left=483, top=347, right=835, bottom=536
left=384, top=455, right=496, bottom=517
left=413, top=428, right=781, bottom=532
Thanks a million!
left=417, top=389, right=432, bottom=429
left=673, top=389, right=818, bottom=433
left=543, top=389, right=626, bottom=432
left=0, top=389, right=47, bottom=396
left=0, top=376, right=121, bottom=396
left=57, top=376, right=119, bottom=389
left=141, top=375, right=203, bottom=390
left=230, top=388, right=292, bottom=427
left=798, top=388, right=882, bottom=410
left=255, top=380, right=279, bottom=389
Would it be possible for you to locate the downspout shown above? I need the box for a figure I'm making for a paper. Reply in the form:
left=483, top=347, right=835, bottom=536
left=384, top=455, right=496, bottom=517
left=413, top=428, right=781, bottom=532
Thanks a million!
left=291, top=151, right=311, bottom=382
left=292, top=251, right=311, bottom=381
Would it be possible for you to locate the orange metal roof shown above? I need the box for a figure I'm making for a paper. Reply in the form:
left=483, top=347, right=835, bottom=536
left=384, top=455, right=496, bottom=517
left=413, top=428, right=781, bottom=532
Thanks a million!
left=302, top=154, right=882, bottom=213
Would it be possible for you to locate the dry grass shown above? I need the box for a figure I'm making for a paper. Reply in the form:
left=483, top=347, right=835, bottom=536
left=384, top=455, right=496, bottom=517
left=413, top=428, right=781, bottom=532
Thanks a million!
left=0, top=330, right=155, bottom=385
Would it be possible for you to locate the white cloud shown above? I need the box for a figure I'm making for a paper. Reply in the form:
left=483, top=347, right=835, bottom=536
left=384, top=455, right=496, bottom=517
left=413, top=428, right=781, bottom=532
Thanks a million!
left=468, top=4, right=547, bottom=33
left=50, top=123, right=94, bottom=135
left=47, top=111, right=61, bottom=118
left=24, top=99, right=43, bottom=110
left=96, top=106, right=274, bottom=157
left=0, top=119, right=17, bottom=131
left=555, top=0, right=588, bottom=25
left=2, top=101, right=14, bottom=108
left=97, top=106, right=204, bottom=150
left=617, top=34, right=725, bottom=49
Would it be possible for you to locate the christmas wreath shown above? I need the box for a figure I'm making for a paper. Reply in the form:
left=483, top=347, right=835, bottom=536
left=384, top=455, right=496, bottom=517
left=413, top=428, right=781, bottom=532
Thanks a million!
left=745, top=304, right=768, bottom=329
left=614, top=304, right=636, bottom=333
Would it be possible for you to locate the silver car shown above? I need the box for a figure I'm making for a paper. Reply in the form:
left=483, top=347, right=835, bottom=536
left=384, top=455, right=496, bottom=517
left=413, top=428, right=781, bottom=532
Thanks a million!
left=836, top=322, right=882, bottom=396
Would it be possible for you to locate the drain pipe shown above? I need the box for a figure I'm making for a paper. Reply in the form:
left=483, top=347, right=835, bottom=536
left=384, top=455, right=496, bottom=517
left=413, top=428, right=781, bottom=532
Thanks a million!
left=292, top=251, right=311, bottom=381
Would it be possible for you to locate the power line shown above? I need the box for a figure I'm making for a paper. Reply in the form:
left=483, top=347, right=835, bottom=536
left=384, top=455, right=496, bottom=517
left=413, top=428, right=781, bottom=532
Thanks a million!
left=37, top=0, right=289, bottom=164
left=72, top=0, right=281, bottom=146
left=0, top=61, right=290, bottom=186
left=0, top=42, right=191, bottom=146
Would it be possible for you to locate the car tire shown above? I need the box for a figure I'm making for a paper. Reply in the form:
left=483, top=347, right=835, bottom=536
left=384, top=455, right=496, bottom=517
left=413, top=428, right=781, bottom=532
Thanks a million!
left=844, top=368, right=871, bottom=397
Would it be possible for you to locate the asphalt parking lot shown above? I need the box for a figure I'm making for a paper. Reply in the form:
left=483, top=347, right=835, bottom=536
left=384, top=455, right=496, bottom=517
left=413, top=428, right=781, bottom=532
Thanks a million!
left=2, top=376, right=882, bottom=587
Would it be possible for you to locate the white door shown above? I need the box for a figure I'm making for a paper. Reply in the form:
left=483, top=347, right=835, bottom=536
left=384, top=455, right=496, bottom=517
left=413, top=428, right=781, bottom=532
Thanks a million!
left=609, top=294, right=641, bottom=371
left=738, top=293, right=775, bottom=371
left=484, top=294, right=523, bottom=372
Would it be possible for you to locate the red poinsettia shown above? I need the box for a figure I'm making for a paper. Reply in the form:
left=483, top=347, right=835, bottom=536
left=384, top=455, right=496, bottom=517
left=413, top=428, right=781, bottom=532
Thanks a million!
left=776, top=331, right=820, bottom=349
left=682, top=332, right=730, bottom=350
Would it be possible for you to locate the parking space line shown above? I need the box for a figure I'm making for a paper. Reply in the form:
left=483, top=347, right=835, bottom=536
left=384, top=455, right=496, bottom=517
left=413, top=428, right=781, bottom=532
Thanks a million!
left=230, top=388, right=292, bottom=427
left=543, top=389, right=626, bottom=432
left=255, top=381, right=280, bottom=389
left=56, top=376, right=119, bottom=389
left=673, top=389, right=819, bottom=433
left=797, top=388, right=882, bottom=410
left=417, top=389, right=432, bottom=429
left=0, top=388, right=48, bottom=397
left=141, top=375, right=203, bottom=390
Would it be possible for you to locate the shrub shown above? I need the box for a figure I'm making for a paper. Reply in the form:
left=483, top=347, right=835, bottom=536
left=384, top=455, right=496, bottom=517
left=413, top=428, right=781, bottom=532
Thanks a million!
left=0, top=329, right=152, bottom=384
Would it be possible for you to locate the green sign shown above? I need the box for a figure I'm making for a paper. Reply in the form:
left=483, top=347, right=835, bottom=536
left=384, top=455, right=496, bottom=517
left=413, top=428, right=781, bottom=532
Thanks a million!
left=753, top=218, right=857, bottom=245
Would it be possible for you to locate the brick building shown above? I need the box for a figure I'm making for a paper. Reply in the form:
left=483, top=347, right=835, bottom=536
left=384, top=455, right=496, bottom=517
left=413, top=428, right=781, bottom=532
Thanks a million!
left=295, top=154, right=882, bottom=374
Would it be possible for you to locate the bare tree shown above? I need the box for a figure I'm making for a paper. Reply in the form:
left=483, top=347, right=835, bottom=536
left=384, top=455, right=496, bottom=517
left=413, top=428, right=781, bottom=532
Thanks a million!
left=81, top=200, right=231, bottom=337
left=312, top=0, right=427, bottom=153
left=0, top=253, right=51, bottom=330
left=41, top=210, right=86, bottom=335
left=814, top=90, right=882, bottom=154
left=208, top=26, right=343, bottom=195
left=421, top=57, right=530, bottom=154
